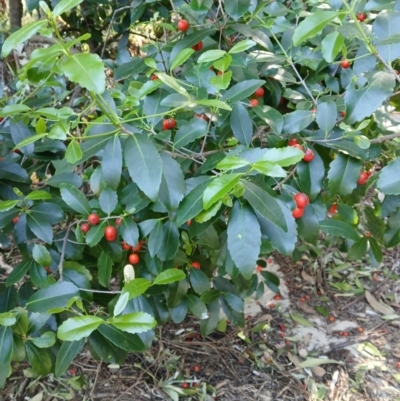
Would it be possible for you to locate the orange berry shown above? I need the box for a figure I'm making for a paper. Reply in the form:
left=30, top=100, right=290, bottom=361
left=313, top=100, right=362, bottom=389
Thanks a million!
left=191, top=261, right=201, bottom=269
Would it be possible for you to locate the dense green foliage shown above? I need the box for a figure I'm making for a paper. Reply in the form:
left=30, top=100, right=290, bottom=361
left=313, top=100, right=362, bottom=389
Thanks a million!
left=1, top=0, right=400, bottom=388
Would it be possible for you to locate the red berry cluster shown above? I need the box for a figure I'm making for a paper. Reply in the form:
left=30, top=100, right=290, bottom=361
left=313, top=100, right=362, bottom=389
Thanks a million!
left=292, top=192, right=310, bottom=219
left=288, top=139, right=314, bottom=162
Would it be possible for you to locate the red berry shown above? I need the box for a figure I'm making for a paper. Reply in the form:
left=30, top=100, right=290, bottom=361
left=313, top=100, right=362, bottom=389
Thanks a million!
left=328, top=204, right=337, bottom=215
left=194, top=114, right=207, bottom=121
left=116, top=217, right=122, bottom=226
left=69, top=368, right=77, bottom=375
left=300, top=297, right=306, bottom=302
left=217, top=70, right=224, bottom=76
left=293, top=193, right=309, bottom=208
left=129, top=253, right=140, bottom=265
left=192, top=42, right=203, bottom=51
left=182, top=383, right=189, bottom=389
left=0, top=117, right=3, bottom=123
left=356, top=12, right=366, bottom=22
left=328, top=316, right=335, bottom=322
left=292, top=207, right=305, bottom=219
left=255, top=87, right=264, bottom=97
left=177, top=19, right=190, bottom=32
left=88, top=213, right=100, bottom=225
left=151, top=74, right=158, bottom=80
left=310, top=108, right=316, bottom=113
left=303, top=149, right=314, bottom=162
left=80, top=223, right=90, bottom=233
left=340, top=111, right=346, bottom=117
left=273, top=294, right=281, bottom=301
left=132, top=241, right=143, bottom=252
left=191, top=261, right=201, bottom=269
left=396, top=362, right=400, bottom=369
left=12, top=216, right=19, bottom=224
left=121, top=242, right=132, bottom=251
left=249, top=99, right=259, bottom=107
left=104, top=226, right=117, bottom=242
left=340, top=59, right=351, bottom=69
left=343, top=331, right=349, bottom=337
left=192, top=382, right=199, bottom=387
left=187, top=219, right=192, bottom=226
left=357, top=171, right=369, bottom=185
left=288, top=138, right=299, bottom=146
left=292, top=144, right=303, bottom=151
left=269, top=303, right=275, bottom=309
left=162, top=119, right=170, bottom=131
left=193, top=365, right=200, bottom=372
left=256, top=265, right=263, bottom=272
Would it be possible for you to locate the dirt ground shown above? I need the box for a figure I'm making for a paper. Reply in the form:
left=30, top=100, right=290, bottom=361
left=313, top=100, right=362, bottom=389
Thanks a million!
left=2, top=247, right=400, bottom=401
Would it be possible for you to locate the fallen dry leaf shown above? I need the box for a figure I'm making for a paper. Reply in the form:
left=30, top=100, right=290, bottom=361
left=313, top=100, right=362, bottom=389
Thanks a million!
left=365, top=291, right=396, bottom=316
left=302, top=271, right=315, bottom=283
left=311, top=366, right=326, bottom=378
left=287, top=352, right=302, bottom=367
left=298, top=302, right=316, bottom=314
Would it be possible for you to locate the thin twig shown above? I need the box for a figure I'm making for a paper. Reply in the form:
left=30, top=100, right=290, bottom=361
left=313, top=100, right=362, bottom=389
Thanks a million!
left=57, top=222, right=77, bottom=281
left=90, top=360, right=102, bottom=401
left=78, top=287, right=121, bottom=294
left=273, top=166, right=297, bottom=190
left=370, top=131, right=400, bottom=144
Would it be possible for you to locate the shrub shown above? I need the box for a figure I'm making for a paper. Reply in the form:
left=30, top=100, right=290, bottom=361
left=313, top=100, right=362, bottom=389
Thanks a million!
left=1, top=0, right=400, bottom=386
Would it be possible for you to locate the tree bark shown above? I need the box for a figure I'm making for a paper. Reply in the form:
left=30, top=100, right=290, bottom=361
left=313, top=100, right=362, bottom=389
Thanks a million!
left=9, top=0, right=23, bottom=29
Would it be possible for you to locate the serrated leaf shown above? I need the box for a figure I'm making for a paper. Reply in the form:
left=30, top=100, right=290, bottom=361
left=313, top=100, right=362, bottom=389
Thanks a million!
left=319, top=219, right=360, bottom=241
left=57, top=316, right=103, bottom=341
left=60, top=183, right=91, bottom=215
left=122, top=278, right=152, bottom=300
left=53, top=0, right=83, bottom=16
left=174, top=118, right=208, bottom=148
left=55, top=339, right=85, bottom=377
left=108, top=312, right=157, bottom=334
left=229, top=39, right=256, bottom=54
left=65, top=141, right=82, bottom=164
left=230, top=102, right=253, bottom=146
left=60, top=53, right=105, bottom=94
left=316, top=102, right=337, bottom=134
left=170, top=48, right=195, bottom=71
left=282, top=110, right=315, bottom=134
left=321, top=31, right=344, bottom=63
left=221, top=79, right=266, bottom=103
left=32, top=244, right=51, bottom=266
left=198, top=49, right=226, bottom=63
left=99, top=187, right=118, bottom=215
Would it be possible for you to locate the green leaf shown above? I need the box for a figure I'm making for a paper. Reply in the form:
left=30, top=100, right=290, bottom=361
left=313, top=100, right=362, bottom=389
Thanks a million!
left=25, top=190, right=52, bottom=201
left=148, top=220, right=164, bottom=257
left=13, top=133, right=47, bottom=150
left=60, top=53, right=105, bottom=94
left=198, top=49, right=226, bottom=63
left=252, top=162, right=286, bottom=177
left=122, top=278, right=152, bottom=300
left=227, top=202, right=261, bottom=279
left=297, top=148, right=325, bottom=201
left=27, top=282, right=80, bottom=313
left=0, top=104, right=31, bottom=117
left=174, top=118, right=208, bottom=148
left=282, top=110, right=315, bottom=134
left=231, top=23, right=272, bottom=50
left=200, top=289, right=222, bottom=304
left=119, top=218, right=139, bottom=247
left=354, top=135, right=370, bottom=149
left=347, top=237, right=368, bottom=260
left=217, top=156, right=249, bottom=170
left=124, top=135, right=162, bottom=201
left=190, top=0, right=213, bottom=11
left=1, top=20, right=48, bottom=57
left=86, top=220, right=107, bottom=247
left=230, top=103, right=253, bottom=146
left=261, top=271, right=280, bottom=294
left=113, top=292, right=129, bottom=317
left=203, top=174, right=242, bottom=210
left=53, top=0, right=83, bottom=16
left=253, top=106, right=283, bottom=136
left=32, top=244, right=51, bottom=266
left=170, top=48, right=195, bottom=71
left=299, top=358, right=342, bottom=368
left=316, top=102, right=337, bottom=134
left=369, top=237, right=383, bottom=263
left=55, top=338, right=85, bottom=377
left=170, top=29, right=216, bottom=61
left=209, top=70, right=232, bottom=90
left=27, top=213, right=53, bottom=244
left=384, top=211, right=400, bottom=247
left=6, top=260, right=33, bottom=286
left=292, top=11, right=338, bottom=46
left=365, top=207, right=385, bottom=243
left=229, top=39, right=257, bottom=54
left=30, top=331, right=56, bottom=348
left=154, top=269, right=186, bottom=285
left=221, top=79, right=266, bottom=103
left=102, top=136, right=122, bottom=191
left=0, top=200, right=18, bottom=212
left=344, top=71, right=396, bottom=124
left=58, top=316, right=103, bottom=341
left=65, top=141, right=82, bottom=164
left=225, top=0, right=251, bottom=20
left=0, top=312, right=16, bottom=326
left=98, top=251, right=113, bottom=288
left=290, top=312, right=314, bottom=327
left=200, top=300, right=219, bottom=337
left=97, top=325, right=146, bottom=352
left=319, top=219, right=360, bottom=241
left=25, top=342, right=52, bottom=376
left=196, top=99, right=232, bottom=111
left=373, top=11, right=400, bottom=64
left=176, top=178, right=213, bottom=226
left=186, top=294, right=208, bottom=319
left=327, top=153, right=362, bottom=196
left=99, top=187, right=118, bottom=215
left=321, top=31, right=344, bottom=63
left=108, top=312, right=157, bottom=334
left=190, top=269, right=211, bottom=295
left=243, top=182, right=286, bottom=231
left=159, top=152, right=185, bottom=212
left=338, top=204, right=359, bottom=225
left=377, top=158, right=400, bottom=195
left=60, top=183, right=91, bottom=215
left=155, top=72, right=189, bottom=97
left=157, top=221, right=180, bottom=261
left=258, top=146, right=304, bottom=167
left=256, top=200, right=297, bottom=255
